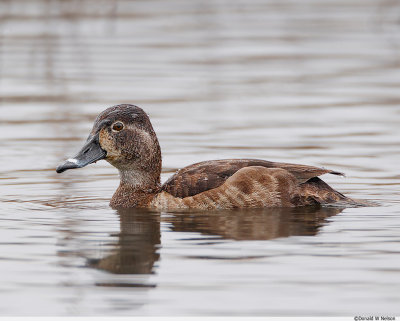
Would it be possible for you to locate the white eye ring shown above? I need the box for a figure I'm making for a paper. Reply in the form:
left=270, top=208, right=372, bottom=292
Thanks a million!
left=111, top=121, right=124, bottom=132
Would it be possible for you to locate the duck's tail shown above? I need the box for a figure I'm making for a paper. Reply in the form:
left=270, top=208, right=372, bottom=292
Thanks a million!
left=299, top=177, right=374, bottom=208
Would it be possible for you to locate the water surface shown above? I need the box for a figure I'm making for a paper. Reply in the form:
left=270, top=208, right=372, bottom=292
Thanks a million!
left=0, top=0, right=400, bottom=316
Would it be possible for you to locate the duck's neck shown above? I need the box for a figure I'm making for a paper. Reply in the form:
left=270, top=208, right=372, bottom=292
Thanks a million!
left=119, top=169, right=160, bottom=189
left=110, top=169, right=161, bottom=208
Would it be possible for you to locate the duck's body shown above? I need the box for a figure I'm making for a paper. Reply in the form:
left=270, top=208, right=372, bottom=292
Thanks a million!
left=150, top=159, right=351, bottom=210
left=56, top=104, right=362, bottom=210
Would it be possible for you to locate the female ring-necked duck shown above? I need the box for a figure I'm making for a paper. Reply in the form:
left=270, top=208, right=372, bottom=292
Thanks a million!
left=56, top=104, right=363, bottom=209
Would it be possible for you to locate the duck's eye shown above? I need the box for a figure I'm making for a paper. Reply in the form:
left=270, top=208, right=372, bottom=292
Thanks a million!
left=112, top=122, right=124, bottom=132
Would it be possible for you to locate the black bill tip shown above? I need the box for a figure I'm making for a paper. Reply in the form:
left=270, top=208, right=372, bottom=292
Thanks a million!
left=56, top=158, right=81, bottom=173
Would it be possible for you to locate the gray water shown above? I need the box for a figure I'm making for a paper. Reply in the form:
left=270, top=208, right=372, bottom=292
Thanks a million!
left=0, top=0, right=400, bottom=316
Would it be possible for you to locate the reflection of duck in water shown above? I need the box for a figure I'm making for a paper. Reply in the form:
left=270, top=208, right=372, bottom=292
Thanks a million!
left=89, top=206, right=342, bottom=277
left=57, top=104, right=366, bottom=210
left=166, top=207, right=344, bottom=241
left=88, top=209, right=160, bottom=275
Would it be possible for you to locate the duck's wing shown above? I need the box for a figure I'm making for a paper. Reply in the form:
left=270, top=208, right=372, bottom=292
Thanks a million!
left=161, top=159, right=343, bottom=198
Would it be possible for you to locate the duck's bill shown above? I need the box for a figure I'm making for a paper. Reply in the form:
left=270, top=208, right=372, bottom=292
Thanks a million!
left=56, top=134, right=106, bottom=173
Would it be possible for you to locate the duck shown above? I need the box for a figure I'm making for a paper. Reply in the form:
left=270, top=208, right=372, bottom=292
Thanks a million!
left=56, top=104, right=363, bottom=210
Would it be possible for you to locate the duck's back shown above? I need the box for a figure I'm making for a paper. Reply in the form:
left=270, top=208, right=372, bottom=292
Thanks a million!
left=152, top=159, right=357, bottom=210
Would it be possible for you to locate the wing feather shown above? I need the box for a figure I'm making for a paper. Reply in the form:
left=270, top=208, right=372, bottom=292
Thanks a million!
left=161, top=159, right=343, bottom=198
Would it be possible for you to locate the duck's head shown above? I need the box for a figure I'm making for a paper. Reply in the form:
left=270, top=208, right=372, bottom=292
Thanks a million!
left=56, top=104, right=161, bottom=187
